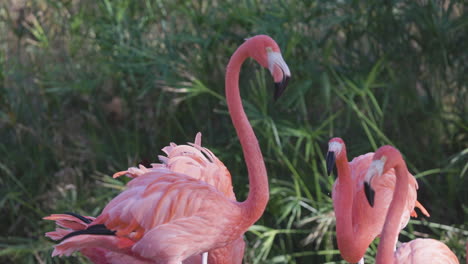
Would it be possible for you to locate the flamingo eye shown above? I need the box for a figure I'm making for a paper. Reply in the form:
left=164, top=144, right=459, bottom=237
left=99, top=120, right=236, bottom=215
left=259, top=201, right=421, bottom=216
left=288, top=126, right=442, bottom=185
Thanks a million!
left=380, top=156, right=387, bottom=164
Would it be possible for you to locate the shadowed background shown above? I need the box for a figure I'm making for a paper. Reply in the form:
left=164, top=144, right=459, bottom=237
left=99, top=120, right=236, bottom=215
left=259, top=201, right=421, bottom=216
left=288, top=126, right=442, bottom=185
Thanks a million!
left=0, top=0, right=467, bottom=263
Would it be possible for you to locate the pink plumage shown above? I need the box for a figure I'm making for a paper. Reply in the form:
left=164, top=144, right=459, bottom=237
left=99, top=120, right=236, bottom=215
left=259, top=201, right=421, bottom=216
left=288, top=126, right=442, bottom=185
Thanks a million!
left=365, top=145, right=459, bottom=264
left=92, top=170, right=241, bottom=262
left=44, top=213, right=148, bottom=263
left=113, top=133, right=245, bottom=263
left=347, top=153, right=423, bottom=233
left=115, top=133, right=236, bottom=201
left=45, top=134, right=245, bottom=264
left=394, top=238, right=459, bottom=263
left=44, top=35, right=291, bottom=264
left=327, top=138, right=429, bottom=263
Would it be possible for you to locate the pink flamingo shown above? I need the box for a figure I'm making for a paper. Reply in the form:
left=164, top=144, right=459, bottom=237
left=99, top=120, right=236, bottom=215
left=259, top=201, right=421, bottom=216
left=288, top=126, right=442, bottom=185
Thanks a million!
left=44, top=35, right=291, bottom=264
left=364, top=145, right=459, bottom=263
left=113, top=133, right=245, bottom=264
left=326, top=137, right=429, bottom=263
left=45, top=133, right=245, bottom=263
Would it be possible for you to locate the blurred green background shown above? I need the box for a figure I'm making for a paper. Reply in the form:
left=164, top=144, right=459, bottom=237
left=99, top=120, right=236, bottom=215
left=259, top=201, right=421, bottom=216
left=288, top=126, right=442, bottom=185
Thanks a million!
left=1, top=0, right=467, bottom=263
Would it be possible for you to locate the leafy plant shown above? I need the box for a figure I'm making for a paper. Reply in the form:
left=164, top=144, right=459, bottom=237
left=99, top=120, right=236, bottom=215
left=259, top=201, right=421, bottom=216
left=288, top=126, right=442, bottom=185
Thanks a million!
left=0, top=0, right=466, bottom=263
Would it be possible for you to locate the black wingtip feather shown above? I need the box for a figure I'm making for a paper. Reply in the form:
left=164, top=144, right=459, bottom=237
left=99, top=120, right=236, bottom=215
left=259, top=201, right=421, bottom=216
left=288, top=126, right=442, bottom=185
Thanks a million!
left=64, top=212, right=93, bottom=224
left=60, top=224, right=116, bottom=241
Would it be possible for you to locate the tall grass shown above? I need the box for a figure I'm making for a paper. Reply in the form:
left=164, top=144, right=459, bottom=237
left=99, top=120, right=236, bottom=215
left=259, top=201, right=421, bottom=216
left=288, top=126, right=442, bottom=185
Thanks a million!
left=1, top=0, right=466, bottom=263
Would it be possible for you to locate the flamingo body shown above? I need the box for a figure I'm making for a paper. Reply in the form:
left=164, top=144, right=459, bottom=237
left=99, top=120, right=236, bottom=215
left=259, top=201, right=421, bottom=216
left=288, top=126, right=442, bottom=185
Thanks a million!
left=113, top=133, right=245, bottom=263
left=364, top=146, right=459, bottom=264
left=328, top=138, right=428, bottom=263
left=335, top=153, right=419, bottom=237
left=46, top=134, right=244, bottom=263
left=93, top=170, right=241, bottom=261
left=46, top=158, right=244, bottom=263
left=394, top=238, right=459, bottom=264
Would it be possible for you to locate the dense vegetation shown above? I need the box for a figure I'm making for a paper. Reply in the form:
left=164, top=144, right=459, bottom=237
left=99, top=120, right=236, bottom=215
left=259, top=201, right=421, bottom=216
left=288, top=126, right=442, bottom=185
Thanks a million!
left=1, top=0, right=466, bottom=263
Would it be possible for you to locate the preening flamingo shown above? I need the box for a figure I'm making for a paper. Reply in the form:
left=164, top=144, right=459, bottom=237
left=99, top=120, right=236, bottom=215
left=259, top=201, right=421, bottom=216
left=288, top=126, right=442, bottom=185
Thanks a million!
left=326, top=137, right=429, bottom=263
left=44, top=35, right=291, bottom=264
left=364, top=145, right=459, bottom=264
left=45, top=133, right=245, bottom=263
left=113, top=133, right=246, bottom=264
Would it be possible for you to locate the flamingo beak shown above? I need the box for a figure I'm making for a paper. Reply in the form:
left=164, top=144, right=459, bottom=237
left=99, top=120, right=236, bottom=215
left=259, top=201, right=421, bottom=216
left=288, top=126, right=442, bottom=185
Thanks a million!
left=274, top=74, right=290, bottom=101
left=364, top=158, right=385, bottom=208
left=364, top=181, right=375, bottom=207
left=363, top=160, right=382, bottom=208
left=268, top=51, right=291, bottom=101
left=326, top=151, right=336, bottom=176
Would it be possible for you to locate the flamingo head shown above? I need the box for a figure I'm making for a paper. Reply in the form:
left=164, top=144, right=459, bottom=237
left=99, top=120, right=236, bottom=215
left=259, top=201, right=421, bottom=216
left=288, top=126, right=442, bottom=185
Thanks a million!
left=244, top=35, right=291, bottom=100
left=364, top=145, right=403, bottom=207
left=326, top=137, right=345, bottom=176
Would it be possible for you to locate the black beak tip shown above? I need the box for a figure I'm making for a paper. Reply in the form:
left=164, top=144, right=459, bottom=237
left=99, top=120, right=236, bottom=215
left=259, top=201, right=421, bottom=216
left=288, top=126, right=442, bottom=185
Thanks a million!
left=364, top=182, right=375, bottom=207
left=274, top=75, right=290, bottom=101
left=326, top=151, right=336, bottom=176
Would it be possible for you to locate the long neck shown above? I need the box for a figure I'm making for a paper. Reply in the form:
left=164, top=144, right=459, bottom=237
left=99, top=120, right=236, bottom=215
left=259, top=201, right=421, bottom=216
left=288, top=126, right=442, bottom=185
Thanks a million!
left=334, top=151, right=367, bottom=261
left=335, top=151, right=353, bottom=225
left=376, top=162, right=409, bottom=264
left=225, top=44, right=269, bottom=227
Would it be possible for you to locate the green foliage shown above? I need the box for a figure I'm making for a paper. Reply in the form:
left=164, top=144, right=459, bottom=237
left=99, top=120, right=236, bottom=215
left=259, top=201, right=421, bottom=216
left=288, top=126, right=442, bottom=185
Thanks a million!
left=0, top=0, right=466, bottom=263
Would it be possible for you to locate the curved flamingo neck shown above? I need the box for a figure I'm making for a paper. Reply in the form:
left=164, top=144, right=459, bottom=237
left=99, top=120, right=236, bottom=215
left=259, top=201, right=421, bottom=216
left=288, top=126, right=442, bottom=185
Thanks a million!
left=334, top=149, right=368, bottom=261
left=376, top=160, right=409, bottom=264
left=225, top=43, right=269, bottom=227
left=334, top=151, right=353, bottom=230
left=335, top=150, right=351, bottom=185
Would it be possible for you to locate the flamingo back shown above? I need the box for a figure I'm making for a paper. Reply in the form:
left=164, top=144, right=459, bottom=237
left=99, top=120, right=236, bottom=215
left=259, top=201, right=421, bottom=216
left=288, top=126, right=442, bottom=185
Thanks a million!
left=394, top=238, right=459, bottom=264
left=114, top=133, right=236, bottom=200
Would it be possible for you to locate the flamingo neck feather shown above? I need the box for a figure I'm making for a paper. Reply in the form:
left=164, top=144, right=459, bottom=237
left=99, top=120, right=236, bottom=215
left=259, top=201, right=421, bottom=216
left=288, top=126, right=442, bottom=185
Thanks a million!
left=225, top=43, right=269, bottom=228
left=376, top=161, right=409, bottom=264
left=334, top=148, right=368, bottom=261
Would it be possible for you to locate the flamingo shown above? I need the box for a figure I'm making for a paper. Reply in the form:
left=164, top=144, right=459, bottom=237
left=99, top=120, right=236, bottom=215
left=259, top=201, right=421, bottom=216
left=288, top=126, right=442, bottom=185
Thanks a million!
left=364, top=145, right=459, bottom=264
left=44, top=34, right=291, bottom=264
left=45, top=133, right=245, bottom=263
left=113, top=133, right=246, bottom=264
left=326, top=137, right=429, bottom=263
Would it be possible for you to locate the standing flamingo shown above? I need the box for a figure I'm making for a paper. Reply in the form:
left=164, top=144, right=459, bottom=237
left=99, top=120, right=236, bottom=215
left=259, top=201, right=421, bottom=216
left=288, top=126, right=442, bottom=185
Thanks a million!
left=326, top=137, right=429, bottom=263
left=44, top=35, right=291, bottom=264
left=364, top=145, right=459, bottom=264
left=45, top=133, right=245, bottom=263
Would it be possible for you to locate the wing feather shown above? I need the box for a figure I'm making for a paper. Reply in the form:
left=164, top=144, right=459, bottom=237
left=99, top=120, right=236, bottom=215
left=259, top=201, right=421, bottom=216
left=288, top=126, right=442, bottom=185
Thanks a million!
left=114, top=133, right=236, bottom=200
left=95, top=169, right=230, bottom=238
